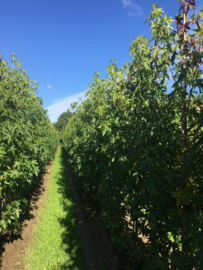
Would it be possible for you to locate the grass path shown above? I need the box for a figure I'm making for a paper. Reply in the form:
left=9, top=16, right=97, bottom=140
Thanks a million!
left=24, top=146, right=86, bottom=270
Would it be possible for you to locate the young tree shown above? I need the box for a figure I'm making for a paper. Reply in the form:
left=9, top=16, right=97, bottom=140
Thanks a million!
left=54, top=109, right=73, bottom=131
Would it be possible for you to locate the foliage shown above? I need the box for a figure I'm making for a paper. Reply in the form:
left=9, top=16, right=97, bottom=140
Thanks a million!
left=0, top=54, right=59, bottom=234
left=53, top=109, right=74, bottom=132
left=62, top=2, right=203, bottom=269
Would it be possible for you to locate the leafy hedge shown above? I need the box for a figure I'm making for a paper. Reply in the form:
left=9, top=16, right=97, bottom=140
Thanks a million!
left=0, top=54, right=59, bottom=234
left=62, top=3, right=203, bottom=270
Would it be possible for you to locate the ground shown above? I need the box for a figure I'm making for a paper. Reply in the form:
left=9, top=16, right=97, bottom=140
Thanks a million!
left=0, top=160, right=53, bottom=270
left=0, top=146, right=123, bottom=270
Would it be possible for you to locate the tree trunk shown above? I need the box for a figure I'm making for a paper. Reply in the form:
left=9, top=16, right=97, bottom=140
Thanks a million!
left=154, top=39, right=158, bottom=82
left=0, top=198, right=2, bottom=221
left=181, top=11, right=189, bottom=258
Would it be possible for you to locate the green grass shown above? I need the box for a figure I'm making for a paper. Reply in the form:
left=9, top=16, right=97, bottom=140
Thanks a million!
left=24, top=146, right=86, bottom=270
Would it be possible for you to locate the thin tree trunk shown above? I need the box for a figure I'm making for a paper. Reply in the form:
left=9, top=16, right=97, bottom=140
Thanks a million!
left=181, top=11, right=189, bottom=258
left=153, top=39, right=158, bottom=143
left=0, top=198, right=2, bottom=221
left=154, top=39, right=158, bottom=82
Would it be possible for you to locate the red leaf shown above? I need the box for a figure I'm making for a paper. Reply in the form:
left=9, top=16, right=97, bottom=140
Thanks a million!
left=179, top=0, right=196, bottom=15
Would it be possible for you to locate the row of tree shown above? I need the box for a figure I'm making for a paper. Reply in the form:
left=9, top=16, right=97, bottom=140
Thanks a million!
left=61, top=2, right=203, bottom=269
left=52, top=109, right=75, bottom=132
left=0, top=54, right=59, bottom=234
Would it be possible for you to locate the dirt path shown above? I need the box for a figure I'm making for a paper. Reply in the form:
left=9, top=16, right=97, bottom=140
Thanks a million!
left=0, top=160, right=53, bottom=270
left=0, top=146, right=119, bottom=270
left=63, top=147, right=119, bottom=270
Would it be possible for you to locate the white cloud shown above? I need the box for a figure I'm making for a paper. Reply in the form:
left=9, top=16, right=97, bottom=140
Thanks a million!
left=122, top=0, right=132, bottom=7
left=128, top=11, right=143, bottom=16
left=122, top=0, right=141, bottom=11
left=45, top=91, right=87, bottom=123
left=47, top=83, right=52, bottom=89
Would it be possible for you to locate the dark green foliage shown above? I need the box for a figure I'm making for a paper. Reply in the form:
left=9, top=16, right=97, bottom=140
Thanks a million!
left=0, top=54, right=59, bottom=234
left=62, top=3, right=203, bottom=270
left=54, top=109, right=73, bottom=131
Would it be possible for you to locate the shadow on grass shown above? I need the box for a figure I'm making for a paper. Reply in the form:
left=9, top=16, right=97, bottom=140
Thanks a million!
left=0, top=160, right=53, bottom=269
left=56, top=148, right=152, bottom=270
left=50, top=147, right=86, bottom=270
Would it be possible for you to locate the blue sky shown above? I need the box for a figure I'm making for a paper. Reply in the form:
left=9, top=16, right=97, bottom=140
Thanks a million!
left=1, top=0, right=203, bottom=123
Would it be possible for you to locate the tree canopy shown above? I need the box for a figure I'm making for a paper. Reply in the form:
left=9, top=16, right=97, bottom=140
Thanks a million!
left=53, top=109, right=74, bottom=131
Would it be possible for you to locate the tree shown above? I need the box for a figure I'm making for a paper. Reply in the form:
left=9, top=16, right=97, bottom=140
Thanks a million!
left=54, top=109, right=73, bottom=131
left=62, top=1, right=203, bottom=268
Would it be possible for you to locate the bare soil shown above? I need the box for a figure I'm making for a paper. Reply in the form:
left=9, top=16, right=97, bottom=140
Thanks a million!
left=63, top=147, right=120, bottom=270
left=0, top=146, right=122, bottom=270
left=0, top=159, right=54, bottom=270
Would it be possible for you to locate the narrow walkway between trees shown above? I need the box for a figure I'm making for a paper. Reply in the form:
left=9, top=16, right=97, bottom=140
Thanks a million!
left=23, top=146, right=86, bottom=270
left=0, top=146, right=118, bottom=270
